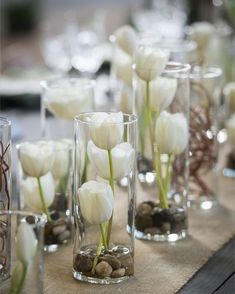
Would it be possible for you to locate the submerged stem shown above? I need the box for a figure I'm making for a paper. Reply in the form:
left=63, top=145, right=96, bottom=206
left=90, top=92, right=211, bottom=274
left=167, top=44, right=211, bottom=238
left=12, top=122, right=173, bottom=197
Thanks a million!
left=145, top=81, right=168, bottom=209
left=37, top=177, right=52, bottom=222
left=91, top=237, right=103, bottom=275
left=106, top=149, right=114, bottom=247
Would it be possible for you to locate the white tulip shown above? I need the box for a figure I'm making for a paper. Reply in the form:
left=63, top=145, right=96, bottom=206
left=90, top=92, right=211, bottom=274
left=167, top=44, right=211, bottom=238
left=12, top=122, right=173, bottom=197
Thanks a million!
left=224, top=82, right=235, bottom=113
left=87, top=140, right=135, bottom=179
left=89, top=112, right=124, bottom=150
left=226, top=115, right=235, bottom=147
left=156, top=111, right=188, bottom=155
left=21, top=172, right=55, bottom=212
left=18, top=141, right=54, bottom=178
left=114, top=25, right=138, bottom=55
left=114, top=49, right=133, bottom=87
left=149, top=77, right=177, bottom=112
left=78, top=180, right=114, bottom=225
left=134, top=45, right=169, bottom=82
left=189, top=22, right=214, bottom=52
left=44, top=79, right=93, bottom=120
left=16, top=222, right=38, bottom=266
left=51, top=140, right=71, bottom=179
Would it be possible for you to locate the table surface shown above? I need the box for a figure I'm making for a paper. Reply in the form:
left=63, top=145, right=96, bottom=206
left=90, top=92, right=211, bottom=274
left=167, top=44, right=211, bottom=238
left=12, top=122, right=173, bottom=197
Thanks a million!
left=2, top=109, right=235, bottom=294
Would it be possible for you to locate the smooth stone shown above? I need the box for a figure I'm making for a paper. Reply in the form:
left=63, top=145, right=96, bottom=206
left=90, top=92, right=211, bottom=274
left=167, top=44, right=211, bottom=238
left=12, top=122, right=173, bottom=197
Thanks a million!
left=173, top=212, right=186, bottom=222
left=144, top=227, right=161, bottom=235
left=135, top=214, right=153, bottom=231
left=52, top=225, right=66, bottom=236
left=50, top=212, right=60, bottom=221
left=137, top=203, right=153, bottom=216
left=161, top=222, right=171, bottom=233
left=58, top=230, right=71, bottom=243
left=73, top=254, right=92, bottom=272
left=101, top=255, right=121, bottom=270
left=111, top=268, right=125, bottom=278
left=152, top=209, right=174, bottom=227
left=120, top=255, right=134, bottom=275
left=95, top=261, right=112, bottom=278
left=25, top=215, right=35, bottom=224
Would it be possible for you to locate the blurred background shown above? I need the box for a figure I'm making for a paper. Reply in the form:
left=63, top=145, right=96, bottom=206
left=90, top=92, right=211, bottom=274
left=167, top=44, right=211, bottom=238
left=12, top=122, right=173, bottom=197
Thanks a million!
left=0, top=0, right=235, bottom=110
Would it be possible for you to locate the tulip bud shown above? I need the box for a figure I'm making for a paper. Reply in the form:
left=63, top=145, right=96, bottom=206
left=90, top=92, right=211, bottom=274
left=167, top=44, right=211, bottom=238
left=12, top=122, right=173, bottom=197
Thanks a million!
left=51, top=140, right=71, bottom=179
left=18, top=141, right=54, bottom=178
left=78, top=180, right=114, bottom=225
left=189, top=22, right=214, bottom=52
left=87, top=140, right=135, bottom=179
left=89, top=112, right=124, bottom=150
left=114, top=50, right=133, bottom=87
left=134, top=45, right=169, bottom=82
left=21, top=172, right=55, bottom=212
left=16, top=222, right=38, bottom=266
left=226, top=114, right=235, bottom=148
left=224, top=82, right=235, bottom=113
left=156, top=111, right=188, bottom=155
left=114, top=25, right=138, bottom=55
left=149, top=77, right=177, bottom=112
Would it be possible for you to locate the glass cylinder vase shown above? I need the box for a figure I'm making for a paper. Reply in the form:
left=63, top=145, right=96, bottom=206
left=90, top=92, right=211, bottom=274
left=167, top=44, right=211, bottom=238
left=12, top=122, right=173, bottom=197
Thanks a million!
left=222, top=82, right=235, bottom=178
left=0, top=210, right=45, bottom=293
left=17, top=139, right=73, bottom=252
left=41, top=78, right=95, bottom=139
left=73, top=112, right=137, bottom=284
left=0, top=117, right=12, bottom=281
left=133, top=61, right=190, bottom=242
left=188, top=67, right=223, bottom=209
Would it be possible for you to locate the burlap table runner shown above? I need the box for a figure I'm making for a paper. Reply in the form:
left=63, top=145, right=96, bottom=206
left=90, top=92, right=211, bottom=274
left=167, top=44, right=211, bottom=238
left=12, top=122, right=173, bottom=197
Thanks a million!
left=44, top=173, right=235, bottom=294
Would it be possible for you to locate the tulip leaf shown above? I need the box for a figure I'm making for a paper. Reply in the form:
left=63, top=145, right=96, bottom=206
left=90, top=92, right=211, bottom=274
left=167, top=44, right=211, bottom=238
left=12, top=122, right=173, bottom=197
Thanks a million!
left=9, top=261, right=27, bottom=294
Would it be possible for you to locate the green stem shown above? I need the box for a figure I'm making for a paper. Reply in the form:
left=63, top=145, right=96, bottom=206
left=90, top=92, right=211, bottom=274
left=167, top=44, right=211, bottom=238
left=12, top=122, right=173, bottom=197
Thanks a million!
left=108, top=149, right=114, bottom=191
left=156, top=146, right=168, bottom=209
left=10, top=263, right=27, bottom=294
left=99, top=223, right=108, bottom=252
left=146, top=81, right=156, bottom=163
left=145, top=81, right=168, bottom=209
left=91, top=237, right=103, bottom=275
left=164, top=154, right=172, bottom=196
left=37, top=177, right=52, bottom=222
left=106, top=149, right=114, bottom=247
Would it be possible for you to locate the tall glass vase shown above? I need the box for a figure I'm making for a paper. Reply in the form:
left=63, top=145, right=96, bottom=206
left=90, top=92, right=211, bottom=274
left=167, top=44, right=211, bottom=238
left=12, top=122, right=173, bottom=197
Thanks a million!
left=133, top=62, right=190, bottom=241
left=223, top=83, right=235, bottom=178
left=73, top=112, right=137, bottom=284
left=188, top=67, right=223, bottom=209
left=0, top=117, right=11, bottom=281
left=0, top=211, right=45, bottom=293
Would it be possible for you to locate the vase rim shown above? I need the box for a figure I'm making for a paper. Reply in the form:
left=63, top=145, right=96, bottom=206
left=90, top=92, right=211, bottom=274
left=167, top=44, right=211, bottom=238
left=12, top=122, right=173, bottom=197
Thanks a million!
left=74, top=112, right=138, bottom=126
left=0, top=117, right=11, bottom=127
left=190, top=66, right=223, bottom=79
left=0, top=210, right=47, bottom=226
left=40, top=77, right=96, bottom=90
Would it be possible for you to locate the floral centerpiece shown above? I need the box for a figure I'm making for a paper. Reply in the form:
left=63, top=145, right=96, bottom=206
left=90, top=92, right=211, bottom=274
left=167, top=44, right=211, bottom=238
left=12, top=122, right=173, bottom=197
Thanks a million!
left=73, top=112, right=137, bottom=284
left=17, top=139, right=73, bottom=251
left=132, top=43, right=190, bottom=241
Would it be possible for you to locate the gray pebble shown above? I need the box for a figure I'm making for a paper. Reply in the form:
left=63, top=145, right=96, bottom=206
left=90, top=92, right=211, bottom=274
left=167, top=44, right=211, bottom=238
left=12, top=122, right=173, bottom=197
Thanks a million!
left=73, top=254, right=92, bottom=272
left=101, top=255, right=121, bottom=270
left=111, top=268, right=125, bottom=278
left=137, top=203, right=153, bottom=216
left=95, top=261, right=112, bottom=277
left=58, top=230, right=71, bottom=243
left=52, top=225, right=66, bottom=235
left=161, top=222, right=171, bottom=233
left=120, top=255, right=134, bottom=275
